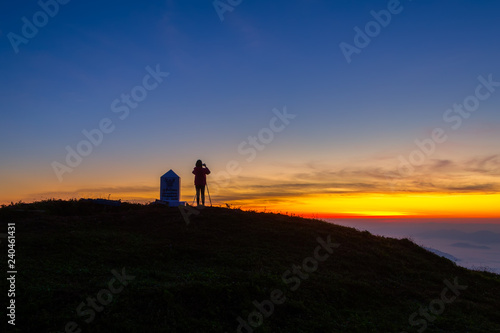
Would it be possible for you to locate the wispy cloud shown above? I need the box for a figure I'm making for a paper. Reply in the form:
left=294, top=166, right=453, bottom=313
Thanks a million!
left=465, top=155, right=500, bottom=176
left=208, top=155, right=500, bottom=204
left=418, top=230, right=500, bottom=245
left=25, top=155, right=500, bottom=207
left=451, top=242, right=491, bottom=250
left=31, top=185, right=157, bottom=201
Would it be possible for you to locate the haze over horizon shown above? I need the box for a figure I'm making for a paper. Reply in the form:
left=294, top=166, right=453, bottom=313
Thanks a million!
left=325, top=218, right=500, bottom=274
left=1, top=0, right=499, bottom=219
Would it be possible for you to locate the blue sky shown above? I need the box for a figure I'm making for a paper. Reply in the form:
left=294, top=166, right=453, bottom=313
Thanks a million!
left=1, top=0, right=499, bottom=215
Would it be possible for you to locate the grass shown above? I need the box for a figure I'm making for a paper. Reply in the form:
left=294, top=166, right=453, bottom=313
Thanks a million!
left=1, top=199, right=499, bottom=332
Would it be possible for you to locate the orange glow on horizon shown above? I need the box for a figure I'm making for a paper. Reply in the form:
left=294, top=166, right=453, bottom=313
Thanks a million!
left=341, top=211, right=413, bottom=217
left=2, top=182, right=498, bottom=220
left=227, top=193, right=500, bottom=219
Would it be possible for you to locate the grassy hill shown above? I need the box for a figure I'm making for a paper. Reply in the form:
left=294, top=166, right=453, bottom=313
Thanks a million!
left=1, top=199, right=500, bottom=332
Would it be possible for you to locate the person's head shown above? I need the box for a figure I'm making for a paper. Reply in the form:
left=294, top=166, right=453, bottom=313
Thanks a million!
left=196, top=160, right=202, bottom=167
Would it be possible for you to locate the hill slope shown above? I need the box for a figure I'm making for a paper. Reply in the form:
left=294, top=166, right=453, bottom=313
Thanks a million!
left=1, top=200, right=500, bottom=332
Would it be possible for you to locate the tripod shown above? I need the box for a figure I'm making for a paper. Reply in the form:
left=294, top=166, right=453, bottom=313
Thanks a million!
left=192, top=183, right=212, bottom=207
left=206, top=182, right=212, bottom=206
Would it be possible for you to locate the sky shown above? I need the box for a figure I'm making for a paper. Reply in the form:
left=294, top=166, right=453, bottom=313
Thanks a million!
left=1, top=0, right=499, bottom=219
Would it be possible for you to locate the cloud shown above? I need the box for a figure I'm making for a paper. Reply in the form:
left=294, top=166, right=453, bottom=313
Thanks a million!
left=429, top=159, right=454, bottom=170
left=423, top=247, right=460, bottom=262
left=31, top=185, right=157, bottom=201
left=465, top=155, right=500, bottom=175
left=450, top=242, right=491, bottom=250
left=417, top=230, right=500, bottom=245
left=205, top=154, right=500, bottom=204
left=27, top=154, right=500, bottom=206
left=382, top=156, right=500, bottom=193
left=443, top=183, right=499, bottom=192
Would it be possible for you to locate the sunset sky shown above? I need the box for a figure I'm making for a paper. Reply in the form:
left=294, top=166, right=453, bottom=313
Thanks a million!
left=1, top=0, right=499, bottom=218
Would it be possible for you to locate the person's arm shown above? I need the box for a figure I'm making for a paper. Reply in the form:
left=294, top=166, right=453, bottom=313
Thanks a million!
left=192, top=168, right=196, bottom=175
left=205, top=167, right=211, bottom=175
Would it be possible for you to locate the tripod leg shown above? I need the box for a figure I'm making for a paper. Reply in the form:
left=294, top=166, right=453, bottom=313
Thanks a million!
left=206, top=183, right=212, bottom=206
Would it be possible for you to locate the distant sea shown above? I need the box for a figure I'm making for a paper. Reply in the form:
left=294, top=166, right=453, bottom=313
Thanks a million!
left=322, top=218, right=500, bottom=275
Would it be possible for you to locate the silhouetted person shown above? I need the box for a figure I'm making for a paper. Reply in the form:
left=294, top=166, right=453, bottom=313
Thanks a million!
left=192, top=160, right=210, bottom=206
